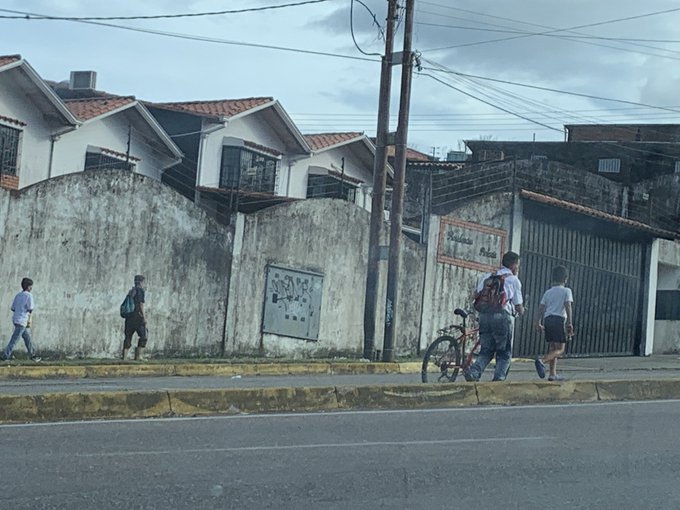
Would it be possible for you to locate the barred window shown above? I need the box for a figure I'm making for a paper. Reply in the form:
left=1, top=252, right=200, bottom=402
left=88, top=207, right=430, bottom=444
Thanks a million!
left=220, top=146, right=277, bottom=193
left=307, top=175, right=356, bottom=202
left=0, top=124, right=20, bottom=175
left=598, top=158, right=621, bottom=173
left=84, top=151, right=134, bottom=172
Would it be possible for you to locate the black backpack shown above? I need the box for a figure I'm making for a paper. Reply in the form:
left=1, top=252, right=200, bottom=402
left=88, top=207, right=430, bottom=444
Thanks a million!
left=473, top=273, right=508, bottom=313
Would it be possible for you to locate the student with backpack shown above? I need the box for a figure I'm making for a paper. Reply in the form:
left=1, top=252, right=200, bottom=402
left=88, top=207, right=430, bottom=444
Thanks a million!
left=464, top=251, right=524, bottom=382
left=120, top=275, right=148, bottom=361
left=534, top=266, right=574, bottom=381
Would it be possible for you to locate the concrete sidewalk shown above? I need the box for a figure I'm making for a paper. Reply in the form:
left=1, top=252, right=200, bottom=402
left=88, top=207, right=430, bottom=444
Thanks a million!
left=1, top=355, right=679, bottom=425
left=1, top=354, right=680, bottom=380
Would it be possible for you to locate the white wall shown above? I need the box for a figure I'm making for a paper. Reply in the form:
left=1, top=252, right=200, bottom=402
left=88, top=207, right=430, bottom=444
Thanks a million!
left=198, top=112, right=290, bottom=190
left=288, top=144, right=373, bottom=208
left=654, top=240, right=680, bottom=354
left=0, top=74, right=56, bottom=187
left=51, top=111, right=175, bottom=182
left=420, top=193, right=513, bottom=350
left=0, top=171, right=232, bottom=358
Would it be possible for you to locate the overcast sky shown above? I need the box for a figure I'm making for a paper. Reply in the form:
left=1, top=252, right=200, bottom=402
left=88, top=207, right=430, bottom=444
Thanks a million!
left=3, top=0, right=680, bottom=158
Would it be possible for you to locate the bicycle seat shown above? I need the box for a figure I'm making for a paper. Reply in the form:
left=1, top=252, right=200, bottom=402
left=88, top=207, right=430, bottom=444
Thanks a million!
left=454, top=308, right=468, bottom=319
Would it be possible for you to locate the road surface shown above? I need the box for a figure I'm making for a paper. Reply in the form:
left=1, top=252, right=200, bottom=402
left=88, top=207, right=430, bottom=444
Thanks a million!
left=1, top=400, right=679, bottom=509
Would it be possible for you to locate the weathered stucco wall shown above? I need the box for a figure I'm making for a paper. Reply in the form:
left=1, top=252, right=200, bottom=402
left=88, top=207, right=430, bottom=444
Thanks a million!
left=224, top=199, right=424, bottom=358
left=0, top=171, right=232, bottom=357
left=420, top=192, right=513, bottom=350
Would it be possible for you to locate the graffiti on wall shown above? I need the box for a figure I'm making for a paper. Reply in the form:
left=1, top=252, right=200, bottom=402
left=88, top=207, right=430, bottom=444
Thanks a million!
left=437, top=218, right=507, bottom=272
left=262, top=265, right=324, bottom=340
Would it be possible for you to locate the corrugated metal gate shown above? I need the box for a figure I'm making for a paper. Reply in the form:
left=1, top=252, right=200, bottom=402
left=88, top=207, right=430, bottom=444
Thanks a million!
left=515, top=213, right=648, bottom=357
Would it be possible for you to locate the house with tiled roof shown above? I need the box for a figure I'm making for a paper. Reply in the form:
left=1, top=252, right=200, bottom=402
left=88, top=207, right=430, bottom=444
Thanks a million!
left=292, top=132, right=390, bottom=211
left=147, top=97, right=311, bottom=219
left=0, top=56, right=182, bottom=188
left=0, top=55, right=78, bottom=189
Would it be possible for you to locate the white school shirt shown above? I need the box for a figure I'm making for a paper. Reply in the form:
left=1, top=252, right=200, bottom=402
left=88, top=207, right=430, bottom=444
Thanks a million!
left=540, top=285, right=573, bottom=319
left=476, top=267, right=523, bottom=315
left=11, top=291, right=34, bottom=327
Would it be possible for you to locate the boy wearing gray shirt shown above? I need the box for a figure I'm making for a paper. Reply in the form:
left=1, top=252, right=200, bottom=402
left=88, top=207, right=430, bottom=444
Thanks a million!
left=534, top=266, right=573, bottom=381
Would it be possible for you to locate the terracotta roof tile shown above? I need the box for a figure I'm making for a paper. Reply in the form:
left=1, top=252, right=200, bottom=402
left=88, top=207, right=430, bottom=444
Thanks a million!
left=153, top=97, right=273, bottom=119
left=0, top=55, right=21, bottom=68
left=304, top=132, right=364, bottom=151
left=64, top=97, right=136, bottom=121
left=520, top=189, right=677, bottom=239
left=385, top=145, right=433, bottom=161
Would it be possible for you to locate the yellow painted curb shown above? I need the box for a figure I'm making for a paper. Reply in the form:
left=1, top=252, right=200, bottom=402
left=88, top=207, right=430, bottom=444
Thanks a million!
left=168, top=386, right=339, bottom=415
left=336, top=383, right=478, bottom=409
left=0, top=391, right=172, bottom=424
left=2, top=378, right=680, bottom=424
left=476, top=380, right=599, bottom=405
left=596, top=379, right=680, bottom=401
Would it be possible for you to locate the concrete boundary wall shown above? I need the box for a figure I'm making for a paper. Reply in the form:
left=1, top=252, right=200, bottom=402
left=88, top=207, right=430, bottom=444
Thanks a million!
left=224, top=199, right=425, bottom=358
left=0, top=171, right=232, bottom=357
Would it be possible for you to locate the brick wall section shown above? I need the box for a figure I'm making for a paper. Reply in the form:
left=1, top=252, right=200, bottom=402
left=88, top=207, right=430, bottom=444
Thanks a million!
left=0, top=174, right=18, bottom=190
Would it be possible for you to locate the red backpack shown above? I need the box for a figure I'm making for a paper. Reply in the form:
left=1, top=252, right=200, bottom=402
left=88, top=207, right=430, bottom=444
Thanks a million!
left=473, top=273, right=508, bottom=313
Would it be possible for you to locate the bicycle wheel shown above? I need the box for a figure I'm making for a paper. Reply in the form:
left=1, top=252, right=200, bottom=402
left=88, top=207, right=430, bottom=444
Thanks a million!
left=421, top=335, right=462, bottom=383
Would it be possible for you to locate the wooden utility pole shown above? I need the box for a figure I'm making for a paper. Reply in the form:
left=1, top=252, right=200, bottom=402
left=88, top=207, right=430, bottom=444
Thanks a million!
left=363, top=0, right=398, bottom=361
left=382, top=0, right=415, bottom=362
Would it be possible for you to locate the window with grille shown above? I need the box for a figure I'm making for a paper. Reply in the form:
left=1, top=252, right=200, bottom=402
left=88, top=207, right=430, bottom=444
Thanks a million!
left=220, top=146, right=277, bottom=193
left=530, top=154, right=548, bottom=161
left=598, top=158, right=621, bottom=173
left=306, top=175, right=357, bottom=202
left=84, top=151, right=134, bottom=172
left=0, top=124, right=20, bottom=175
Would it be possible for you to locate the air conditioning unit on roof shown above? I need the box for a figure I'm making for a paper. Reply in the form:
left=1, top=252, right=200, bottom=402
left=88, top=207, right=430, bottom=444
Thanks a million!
left=69, top=71, right=97, bottom=90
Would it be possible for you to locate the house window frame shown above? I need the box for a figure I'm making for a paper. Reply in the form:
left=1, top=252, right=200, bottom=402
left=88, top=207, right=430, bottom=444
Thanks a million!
left=598, top=158, right=621, bottom=173
left=306, top=174, right=357, bottom=202
left=0, top=123, right=22, bottom=176
left=84, top=148, right=136, bottom=172
left=220, top=145, right=279, bottom=193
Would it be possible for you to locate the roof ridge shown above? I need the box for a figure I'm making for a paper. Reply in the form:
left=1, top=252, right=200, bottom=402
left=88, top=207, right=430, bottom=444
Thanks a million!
left=304, top=131, right=364, bottom=136
left=158, top=97, right=273, bottom=105
left=64, top=96, right=136, bottom=102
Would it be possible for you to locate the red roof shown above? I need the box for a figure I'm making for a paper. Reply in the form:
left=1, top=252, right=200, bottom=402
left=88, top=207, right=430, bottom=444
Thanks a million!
left=520, top=189, right=677, bottom=239
left=386, top=145, right=433, bottom=161
left=0, top=55, right=21, bottom=68
left=304, top=132, right=364, bottom=151
left=64, top=97, right=136, bottom=121
left=153, top=97, right=273, bottom=119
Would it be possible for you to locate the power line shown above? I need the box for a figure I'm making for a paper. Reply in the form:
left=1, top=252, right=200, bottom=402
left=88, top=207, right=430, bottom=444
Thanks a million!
left=416, top=5, right=680, bottom=60
left=0, top=0, right=334, bottom=21
left=418, top=72, right=563, bottom=132
left=349, top=0, right=383, bottom=57
left=0, top=7, right=378, bottom=63
left=420, top=58, right=680, bottom=115
left=415, top=21, right=680, bottom=45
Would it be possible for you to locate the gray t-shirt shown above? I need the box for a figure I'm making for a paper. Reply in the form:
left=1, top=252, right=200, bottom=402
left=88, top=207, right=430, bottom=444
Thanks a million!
left=540, top=285, right=573, bottom=319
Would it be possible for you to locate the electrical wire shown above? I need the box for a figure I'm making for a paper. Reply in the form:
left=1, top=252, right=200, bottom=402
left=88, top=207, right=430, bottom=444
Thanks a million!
left=0, top=7, right=379, bottom=64
left=349, top=0, right=382, bottom=57
left=0, top=0, right=334, bottom=21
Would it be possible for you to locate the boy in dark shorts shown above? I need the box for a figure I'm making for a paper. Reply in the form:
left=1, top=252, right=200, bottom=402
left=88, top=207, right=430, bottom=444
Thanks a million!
left=534, top=266, right=574, bottom=381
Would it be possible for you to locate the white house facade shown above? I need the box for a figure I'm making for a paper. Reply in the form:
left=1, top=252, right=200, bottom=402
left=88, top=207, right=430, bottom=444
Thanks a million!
left=0, top=55, right=182, bottom=189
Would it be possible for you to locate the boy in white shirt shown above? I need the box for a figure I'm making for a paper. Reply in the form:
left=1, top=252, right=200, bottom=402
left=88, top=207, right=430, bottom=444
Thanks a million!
left=2, top=278, right=40, bottom=362
left=534, top=266, right=573, bottom=381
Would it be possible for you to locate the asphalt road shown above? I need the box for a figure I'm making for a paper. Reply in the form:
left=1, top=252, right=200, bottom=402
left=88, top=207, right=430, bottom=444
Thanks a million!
left=1, top=400, right=680, bottom=509
left=1, top=368, right=680, bottom=395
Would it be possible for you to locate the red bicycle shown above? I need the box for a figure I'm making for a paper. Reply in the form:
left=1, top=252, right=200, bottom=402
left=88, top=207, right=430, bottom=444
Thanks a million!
left=421, top=308, right=480, bottom=383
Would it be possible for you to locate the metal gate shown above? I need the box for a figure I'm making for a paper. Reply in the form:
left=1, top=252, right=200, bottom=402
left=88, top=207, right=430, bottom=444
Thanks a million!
left=515, top=213, right=648, bottom=357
